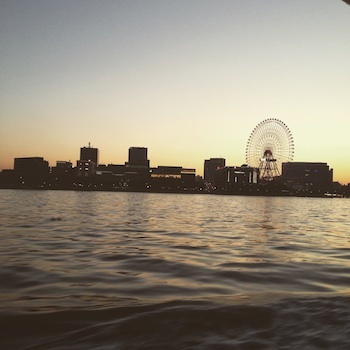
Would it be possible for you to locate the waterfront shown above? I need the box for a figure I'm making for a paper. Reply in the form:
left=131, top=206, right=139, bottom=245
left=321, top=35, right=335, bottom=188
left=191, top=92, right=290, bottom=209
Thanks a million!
left=1, top=190, right=350, bottom=349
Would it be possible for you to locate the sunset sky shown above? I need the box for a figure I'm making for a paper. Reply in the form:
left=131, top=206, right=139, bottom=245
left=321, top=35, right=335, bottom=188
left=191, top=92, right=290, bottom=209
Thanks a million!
left=1, top=0, right=349, bottom=183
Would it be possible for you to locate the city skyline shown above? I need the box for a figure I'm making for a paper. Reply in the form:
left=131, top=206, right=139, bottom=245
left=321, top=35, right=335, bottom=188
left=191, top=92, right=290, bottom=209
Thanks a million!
left=2, top=145, right=340, bottom=198
left=0, top=142, right=341, bottom=185
left=1, top=1, right=349, bottom=183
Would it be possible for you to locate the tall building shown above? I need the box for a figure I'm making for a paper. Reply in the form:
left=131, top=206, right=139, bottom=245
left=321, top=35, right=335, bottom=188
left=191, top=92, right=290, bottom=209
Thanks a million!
left=204, top=158, right=226, bottom=183
left=78, top=143, right=98, bottom=177
left=80, top=143, right=98, bottom=165
left=126, top=147, right=149, bottom=168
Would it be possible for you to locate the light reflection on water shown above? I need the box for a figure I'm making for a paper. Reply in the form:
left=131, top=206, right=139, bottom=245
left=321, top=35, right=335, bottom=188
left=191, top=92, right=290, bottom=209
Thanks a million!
left=1, top=190, right=350, bottom=349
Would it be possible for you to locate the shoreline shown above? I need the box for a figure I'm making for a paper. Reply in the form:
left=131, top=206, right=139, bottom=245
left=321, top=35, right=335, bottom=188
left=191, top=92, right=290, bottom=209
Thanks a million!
left=0, top=186, right=347, bottom=198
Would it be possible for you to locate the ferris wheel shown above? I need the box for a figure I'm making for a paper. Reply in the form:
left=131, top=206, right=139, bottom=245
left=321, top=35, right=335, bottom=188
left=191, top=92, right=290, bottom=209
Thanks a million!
left=246, top=118, right=294, bottom=180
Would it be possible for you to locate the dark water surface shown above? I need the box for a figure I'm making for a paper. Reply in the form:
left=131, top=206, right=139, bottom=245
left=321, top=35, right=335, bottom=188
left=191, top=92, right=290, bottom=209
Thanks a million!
left=1, top=190, right=350, bottom=349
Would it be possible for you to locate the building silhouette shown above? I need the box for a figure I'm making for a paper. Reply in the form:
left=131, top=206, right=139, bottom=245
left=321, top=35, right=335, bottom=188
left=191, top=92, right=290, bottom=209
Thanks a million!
left=55, top=161, right=73, bottom=171
left=51, top=161, right=74, bottom=188
left=14, top=157, right=49, bottom=187
left=126, top=147, right=150, bottom=168
left=282, top=162, right=333, bottom=192
left=204, top=158, right=226, bottom=184
left=80, top=143, right=98, bottom=165
left=214, top=165, right=259, bottom=193
left=77, top=144, right=99, bottom=177
left=97, top=164, right=126, bottom=175
left=150, top=166, right=196, bottom=191
left=14, top=157, right=49, bottom=173
left=77, top=160, right=97, bottom=177
left=1, top=143, right=346, bottom=196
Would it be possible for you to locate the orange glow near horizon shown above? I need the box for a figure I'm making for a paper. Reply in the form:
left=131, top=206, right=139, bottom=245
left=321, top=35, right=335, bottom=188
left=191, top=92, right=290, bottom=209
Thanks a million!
left=1, top=1, right=349, bottom=185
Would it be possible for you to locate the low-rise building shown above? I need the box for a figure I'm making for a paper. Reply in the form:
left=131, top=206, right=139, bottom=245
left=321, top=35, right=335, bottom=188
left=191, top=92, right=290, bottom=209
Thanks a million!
left=14, top=157, right=50, bottom=187
left=214, top=165, right=259, bottom=193
left=150, top=166, right=196, bottom=191
left=282, top=162, right=333, bottom=193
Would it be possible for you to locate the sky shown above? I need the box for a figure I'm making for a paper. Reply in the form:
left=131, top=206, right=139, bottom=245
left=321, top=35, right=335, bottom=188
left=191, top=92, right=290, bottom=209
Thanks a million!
left=1, top=0, right=349, bottom=183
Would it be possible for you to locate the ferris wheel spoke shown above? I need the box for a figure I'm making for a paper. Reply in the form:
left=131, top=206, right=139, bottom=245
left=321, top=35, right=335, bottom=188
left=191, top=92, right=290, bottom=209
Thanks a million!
left=246, top=118, right=294, bottom=180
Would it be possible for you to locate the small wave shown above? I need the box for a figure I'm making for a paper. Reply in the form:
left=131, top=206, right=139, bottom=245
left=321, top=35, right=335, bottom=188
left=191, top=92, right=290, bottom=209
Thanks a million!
left=1, top=296, right=350, bottom=349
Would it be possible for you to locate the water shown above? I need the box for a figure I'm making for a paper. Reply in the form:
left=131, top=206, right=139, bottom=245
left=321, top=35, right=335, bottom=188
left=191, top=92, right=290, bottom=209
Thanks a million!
left=1, top=190, right=350, bottom=349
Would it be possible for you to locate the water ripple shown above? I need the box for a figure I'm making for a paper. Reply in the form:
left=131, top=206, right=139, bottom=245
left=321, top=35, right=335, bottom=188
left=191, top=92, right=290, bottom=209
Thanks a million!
left=1, top=190, right=350, bottom=349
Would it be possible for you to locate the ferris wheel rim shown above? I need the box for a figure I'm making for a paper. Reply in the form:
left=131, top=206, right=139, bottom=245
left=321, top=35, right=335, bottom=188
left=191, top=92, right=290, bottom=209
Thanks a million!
left=245, top=118, right=294, bottom=175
